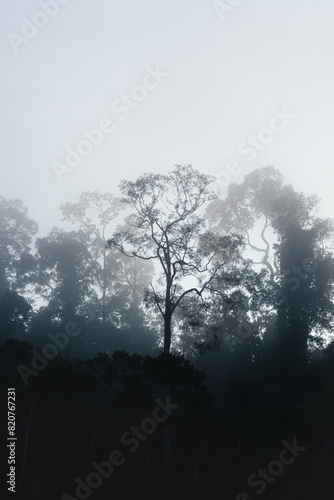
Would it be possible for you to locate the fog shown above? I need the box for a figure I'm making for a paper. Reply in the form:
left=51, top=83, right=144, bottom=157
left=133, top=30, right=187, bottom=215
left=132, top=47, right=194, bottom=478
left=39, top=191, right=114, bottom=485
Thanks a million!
left=1, top=2, right=334, bottom=499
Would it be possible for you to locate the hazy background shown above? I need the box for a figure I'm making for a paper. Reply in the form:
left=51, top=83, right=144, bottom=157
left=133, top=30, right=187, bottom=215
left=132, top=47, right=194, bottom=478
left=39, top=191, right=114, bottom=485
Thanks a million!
left=1, top=0, right=333, bottom=235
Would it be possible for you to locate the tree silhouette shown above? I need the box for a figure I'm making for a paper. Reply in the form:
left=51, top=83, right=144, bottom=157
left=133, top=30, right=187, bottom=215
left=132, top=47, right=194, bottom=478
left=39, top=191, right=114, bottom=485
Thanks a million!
left=0, top=196, right=38, bottom=298
left=33, top=229, right=96, bottom=324
left=108, top=165, right=242, bottom=353
left=60, top=191, right=125, bottom=323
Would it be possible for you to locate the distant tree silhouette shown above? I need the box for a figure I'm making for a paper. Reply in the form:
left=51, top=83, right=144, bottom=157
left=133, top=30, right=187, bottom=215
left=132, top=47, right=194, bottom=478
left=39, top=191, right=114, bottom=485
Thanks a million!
left=60, top=191, right=125, bottom=323
left=275, top=224, right=334, bottom=379
left=206, top=166, right=334, bottom=371
left=33, top=228, right=96, bottom=324
left=0, top=289, right=31, bottom=341
left=0, top=196, right=38, bottom=297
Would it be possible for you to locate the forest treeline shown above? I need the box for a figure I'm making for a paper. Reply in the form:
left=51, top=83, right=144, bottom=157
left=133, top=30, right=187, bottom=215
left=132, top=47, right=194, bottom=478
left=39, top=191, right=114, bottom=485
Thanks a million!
left=1, top=165, right=334, bottom=499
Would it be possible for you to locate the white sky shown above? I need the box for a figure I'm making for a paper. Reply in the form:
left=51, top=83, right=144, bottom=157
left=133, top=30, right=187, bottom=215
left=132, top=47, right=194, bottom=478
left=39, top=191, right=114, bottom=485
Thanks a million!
left=1, top=0, right=334, bottom=237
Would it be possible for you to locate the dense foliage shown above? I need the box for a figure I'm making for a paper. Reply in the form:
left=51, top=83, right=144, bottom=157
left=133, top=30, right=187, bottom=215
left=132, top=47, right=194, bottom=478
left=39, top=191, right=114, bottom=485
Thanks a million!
left=1, top=167, right=334, bottom=499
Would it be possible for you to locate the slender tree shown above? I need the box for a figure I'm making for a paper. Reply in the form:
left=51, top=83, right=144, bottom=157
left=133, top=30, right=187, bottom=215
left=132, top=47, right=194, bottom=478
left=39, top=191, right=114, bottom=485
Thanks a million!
left=108, top=165, right=243, bottom=353
left=60, top=191, right=125, bottom=323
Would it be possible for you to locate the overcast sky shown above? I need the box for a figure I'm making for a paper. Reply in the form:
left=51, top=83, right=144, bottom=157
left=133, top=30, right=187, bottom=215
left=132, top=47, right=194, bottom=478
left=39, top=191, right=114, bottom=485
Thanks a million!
left=1, top=0, right=333, bottom=236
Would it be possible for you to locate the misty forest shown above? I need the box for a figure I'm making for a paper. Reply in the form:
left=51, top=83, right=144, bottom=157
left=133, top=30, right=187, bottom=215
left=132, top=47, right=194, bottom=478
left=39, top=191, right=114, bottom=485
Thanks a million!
left=2, top=164, right=334, bottom=500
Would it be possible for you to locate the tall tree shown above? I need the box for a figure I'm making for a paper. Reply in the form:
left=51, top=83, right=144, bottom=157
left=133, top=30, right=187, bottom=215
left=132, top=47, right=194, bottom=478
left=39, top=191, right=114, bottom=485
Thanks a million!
left=108, top=165, right=243, bottom=353
left=275, top=224, right=334, bottom=369
left=60, top=191, right=125, bottom=323
left=33, top=228, right=96, bottom=324
left=207, top=166, right=334, bottom=365
left=206, top=166, right=320, bottom=283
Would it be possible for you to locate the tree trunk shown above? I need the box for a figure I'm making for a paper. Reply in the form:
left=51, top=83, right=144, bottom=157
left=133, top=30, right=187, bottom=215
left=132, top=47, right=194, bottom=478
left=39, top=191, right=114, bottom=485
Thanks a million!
left=164, top=313, right=172, bottom=354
